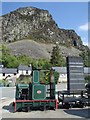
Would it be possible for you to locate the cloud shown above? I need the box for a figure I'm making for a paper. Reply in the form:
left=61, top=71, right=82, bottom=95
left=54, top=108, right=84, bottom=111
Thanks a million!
left=81, top=37, right=89, bottom=47
left=78, top=23, right=88, bottom=31
left=78, top=22, right=90, bottom=31
left=83, top=41, right=90, bottom=49
left=83, top=41, right=88, bottom=46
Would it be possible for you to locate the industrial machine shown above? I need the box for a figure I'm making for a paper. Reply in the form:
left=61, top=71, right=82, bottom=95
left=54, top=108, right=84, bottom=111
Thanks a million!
left=58, top=56, right=90, bottom=109
left=13, top=69, right=58, bottom=112
left=13, top=56, right=90, bottom=112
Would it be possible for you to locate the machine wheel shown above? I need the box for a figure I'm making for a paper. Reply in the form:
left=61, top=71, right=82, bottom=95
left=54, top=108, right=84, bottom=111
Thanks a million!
left=40, top=106, right=44, bottom=111
left=22, top=107, right=28, bottom=112
left=12, top=102, right=15, bottom=106
left=45, top=105, right=50, bottom=110
left=17, top=108, right=22, bottom=112
left=64, top=102, right=70, bottom=109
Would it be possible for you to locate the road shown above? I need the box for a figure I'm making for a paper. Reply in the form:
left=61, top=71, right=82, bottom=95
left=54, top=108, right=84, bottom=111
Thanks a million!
left=1, top=87, right=15, bottom=98
left=0, top=83, right=67, bottom=99
left=56, top=83, right=67, bottom=91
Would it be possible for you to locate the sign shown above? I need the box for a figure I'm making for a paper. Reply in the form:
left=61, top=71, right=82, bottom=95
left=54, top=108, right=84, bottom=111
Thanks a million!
left=37, top=90, right=41, bottom=94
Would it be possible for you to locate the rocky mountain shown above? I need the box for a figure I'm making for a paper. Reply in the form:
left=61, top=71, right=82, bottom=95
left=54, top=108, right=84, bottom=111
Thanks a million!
left=1, top=7, right=84, bottom=50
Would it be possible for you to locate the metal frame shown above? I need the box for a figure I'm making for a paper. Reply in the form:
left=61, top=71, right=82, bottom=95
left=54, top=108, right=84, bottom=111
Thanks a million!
left=14, top=99, right=58, bottom=112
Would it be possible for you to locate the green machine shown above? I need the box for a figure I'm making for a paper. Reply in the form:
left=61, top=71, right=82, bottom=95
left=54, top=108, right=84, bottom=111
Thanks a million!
left=32, top=70, right=46, bottom=100
left=33, top=70, right=39, bottom=84
left=32, top=84, right=46, bottom=100
left=15, top=84, right=29, bottom=100
left=14, top=70, right=57, bottom=112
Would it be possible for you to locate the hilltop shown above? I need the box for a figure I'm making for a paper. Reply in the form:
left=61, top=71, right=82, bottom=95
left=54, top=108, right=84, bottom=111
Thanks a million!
left=1, top=7, right=84, bottom=50
left=1, top=6, right=89, bottom=60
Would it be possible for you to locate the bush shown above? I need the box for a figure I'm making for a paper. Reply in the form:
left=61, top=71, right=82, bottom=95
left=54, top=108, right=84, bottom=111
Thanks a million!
left=16, top=76, right=32, bottom=84
left=39, top=71, right=50, bottom=84
left=79, top=50, right=90, bottom=67
left=2, top=55, right=19, bottom=68
left=54, top=71, right=59, bottom=84
left=85, top=75, right=90, bottom=83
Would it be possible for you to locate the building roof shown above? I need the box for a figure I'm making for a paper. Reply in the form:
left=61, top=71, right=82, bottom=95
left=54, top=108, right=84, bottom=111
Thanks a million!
left=52, top=67, right=67, bottom=74
left=0, top=66, right=90, bottom=74
left=52, top=67, right=90, bottom=74
left=18, top=65, right=32, bottom=70
left=2, top=68, right=17, bottom=74
left=84, top=67, right=90, bottom=74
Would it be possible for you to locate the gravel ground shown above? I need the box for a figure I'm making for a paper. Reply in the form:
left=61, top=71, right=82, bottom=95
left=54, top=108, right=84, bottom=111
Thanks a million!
left=7, top=39, right=81, bottom=59
left=1, top=99, right=90, bottom=118
left=8, top=40, right=52, bottom=59
left=2, top=100, right=90, bottom=118
left=1, top=83, right=90, bottom=118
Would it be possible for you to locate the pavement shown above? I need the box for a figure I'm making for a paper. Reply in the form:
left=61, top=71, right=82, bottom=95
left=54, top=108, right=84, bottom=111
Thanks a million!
left=0, top=83, right=90, bottom=119
left=0, top=83, right=66, bottom=100
left=1, top=98, right=90, bottom=118
left=1, top=87, right=15, bottom=98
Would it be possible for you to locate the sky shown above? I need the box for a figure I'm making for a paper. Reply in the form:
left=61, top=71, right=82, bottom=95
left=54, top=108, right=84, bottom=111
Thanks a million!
left=1, top=2, right=88, bottom=46
left=1, top=0, right=90, bottom=2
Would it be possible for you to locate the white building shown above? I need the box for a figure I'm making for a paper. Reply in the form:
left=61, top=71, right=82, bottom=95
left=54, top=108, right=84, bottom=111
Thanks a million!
left=52, top=67, right=67, bottom=83
left=52, top=67, right=90, bottom=83
left=1, top=68, right=17, bottom=80
left=17, top=64, right=32, bottom=78
left=0, top=64, right=32, bottom=86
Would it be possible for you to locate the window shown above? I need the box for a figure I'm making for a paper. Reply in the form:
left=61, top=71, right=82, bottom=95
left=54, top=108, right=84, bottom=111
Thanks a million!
left=26, top=70, right=28, bottom=74
left=14, top=73, right=16, bottom=75
left=3, top=73, right=5, bottom=76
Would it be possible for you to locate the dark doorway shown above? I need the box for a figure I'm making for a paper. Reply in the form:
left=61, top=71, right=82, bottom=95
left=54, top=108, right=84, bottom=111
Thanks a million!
left=73, top=40, right=77, bottom=46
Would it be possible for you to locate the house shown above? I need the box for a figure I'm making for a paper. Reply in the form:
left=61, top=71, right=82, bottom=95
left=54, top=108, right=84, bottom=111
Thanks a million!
left=0, top=64, right=32, bottom=86
left=17, top=64, right=32, bottom=78
left=0, top=64, right=32, bottom=80
left=52, top=67, right=90, bottom=83
left=1, top=68, right=17, bottom=86
left=0, top=68, right=17, bottom=80
left=84, top=67, right=90, bottom=76
left=52, top=67, right=67, bottom=83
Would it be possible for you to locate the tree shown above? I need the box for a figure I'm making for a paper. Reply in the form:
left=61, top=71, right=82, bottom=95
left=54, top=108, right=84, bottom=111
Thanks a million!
left=54, top=71, right=59, bottom=84
left=17, top=54, right=32, bottom=65
left=50, top=43, right=65, bottom=66
left=79, top=49, right=90, bottom=67
left=85, top=75, right=90, bottom=83
left=2, top=44, right=10, bottom=55
left=2, top=55, right=19, bottom=68
left=38, top=59, right=51, bottom=69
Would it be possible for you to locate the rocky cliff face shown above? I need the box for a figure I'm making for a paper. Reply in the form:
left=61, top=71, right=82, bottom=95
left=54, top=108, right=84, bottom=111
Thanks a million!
left=2, top=7, right=83, bottom=50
